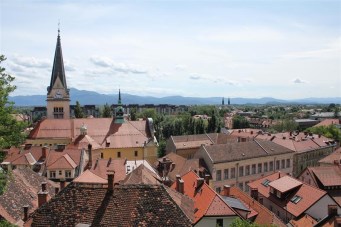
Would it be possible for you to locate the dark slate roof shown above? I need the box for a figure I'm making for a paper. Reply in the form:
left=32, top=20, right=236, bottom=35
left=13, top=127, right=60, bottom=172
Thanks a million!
left=221, top=196, right=250, bottom=212
left=204, top=140, right=293, bottom=163
left=28, top=183, right=191, bottom=227
left=48, top=31, right=67, bottom=93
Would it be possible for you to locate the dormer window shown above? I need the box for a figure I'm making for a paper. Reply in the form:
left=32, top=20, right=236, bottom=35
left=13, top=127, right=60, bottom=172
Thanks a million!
left=290, top=195, right=302, bottom=204
left=262, top=179, right=271, bottom=187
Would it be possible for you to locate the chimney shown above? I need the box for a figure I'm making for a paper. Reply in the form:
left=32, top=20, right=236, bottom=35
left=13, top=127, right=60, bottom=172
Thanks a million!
left=88, top=144, right=92, bottom=168
left=223, top=185, right=231, bottom=196
left=290, top=131, right=292, bottom=136
left=55, top=187, right=59, bottom=195
left=107, top=171, right=115, bottom=192
left=178, top=179, right=184, bottom=194
left=38, top=191, right=48, bottom=207
left=318, top=134, right=321, bottom=138
left=41, top=182, right=47, bottom=192
left=196, top=178, right=204, bottom=188
left=23, top=205, right=29, bottom=222
left=176, top=175, right=181, bottom=191
left=204, top=174, right=210, bottom=184
left=251, top=131, right=254, bottom=135
left=328, top=205, right=338, bottom=216
left=107, top=157, right=112, bottom=167
left=42, top=146, right=47, bottom=159
left=250, top=188, right=258, bottom=200
left=60, top=178, right=66, bottom=190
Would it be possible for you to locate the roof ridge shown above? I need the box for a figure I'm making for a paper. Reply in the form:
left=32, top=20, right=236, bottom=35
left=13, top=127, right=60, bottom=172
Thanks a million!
left=254, top=139, right=269, bottom=154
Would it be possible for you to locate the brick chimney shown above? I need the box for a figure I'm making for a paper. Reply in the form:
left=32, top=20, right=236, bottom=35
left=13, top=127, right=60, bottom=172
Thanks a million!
left=204, top=174, right=210, bottom=184
left=107, top=171, right=115, bottom=192
left=328, top=204, right=338, bottom=216
left=55, top=187, right=59, bottom=195
left=41, top=182, right=47, bottom=192
left=38, top=186, right=48, bottom=208
left=178, top=179, right=184, bottom=194
left=88, top=144, right=92, bottom=168
left=223, top=185, right=231, bottom=196
left=60, top=178, right=66, bottom=190
left=250, top=188, right=258, bottom=200
left=176, top=174, right=181, bottom=192
left=196, top=178, right=204, bottom=188
left=42, top=146, right=48, bottom=159
left=23, top=205, right=29, bottom=222
left=107, top=157, right=112, bottom=167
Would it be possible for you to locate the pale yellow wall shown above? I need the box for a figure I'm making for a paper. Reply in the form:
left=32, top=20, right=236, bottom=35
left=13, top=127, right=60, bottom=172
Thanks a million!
left=47, top=100, right=70, bottom=119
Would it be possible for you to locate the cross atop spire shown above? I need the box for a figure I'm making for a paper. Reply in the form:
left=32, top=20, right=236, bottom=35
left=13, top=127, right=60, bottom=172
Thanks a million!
left=47, top=28, right=67, bottom=94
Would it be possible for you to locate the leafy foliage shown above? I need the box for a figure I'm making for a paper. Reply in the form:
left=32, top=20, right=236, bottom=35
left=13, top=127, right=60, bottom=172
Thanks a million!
left=305, top=125, right=341, bottom=141
left=230, top=218, right=270, bottom=227
left=157, top=140, right=166, bottom=158
left=270, top=119, right=298, bottom=133
left=0, top=55, right=27, bottom=150
left=101, top=103, right=112, bottom=118
left=74, top=101, right=84, bottom=118
left=232, top=115, right=250, bottom=129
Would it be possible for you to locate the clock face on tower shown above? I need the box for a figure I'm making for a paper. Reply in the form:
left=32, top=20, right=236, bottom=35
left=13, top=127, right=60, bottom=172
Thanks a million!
left=54, top=89, right=63, bottom=98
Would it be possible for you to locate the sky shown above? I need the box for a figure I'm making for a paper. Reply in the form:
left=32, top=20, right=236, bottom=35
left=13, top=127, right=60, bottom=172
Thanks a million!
left=0, top=0, right=340, bottom=99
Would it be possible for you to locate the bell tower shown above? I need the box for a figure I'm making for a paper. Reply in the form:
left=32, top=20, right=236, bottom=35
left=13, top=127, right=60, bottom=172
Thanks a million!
left=46, top=28, right=70, bottom=119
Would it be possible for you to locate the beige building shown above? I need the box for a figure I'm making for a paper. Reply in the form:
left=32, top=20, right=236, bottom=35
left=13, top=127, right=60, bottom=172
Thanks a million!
left=193, top=140, right=294, bottom=193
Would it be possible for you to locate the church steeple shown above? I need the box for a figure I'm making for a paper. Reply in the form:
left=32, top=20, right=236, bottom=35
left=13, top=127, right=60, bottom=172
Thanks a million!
left=48, top=28, right=67, bottom=94
left=114, top=89, right=124, bottom=123
left=118, top=89, right=122, bottom=105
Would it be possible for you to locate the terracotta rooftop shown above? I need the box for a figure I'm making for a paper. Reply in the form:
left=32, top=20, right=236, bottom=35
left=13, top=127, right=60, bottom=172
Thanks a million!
left=308, top=165, right=341, bottom=187
left=289, top=214, right=317, bottom=227
left=0, top=168, right=56, bottom=225
left=29, top=118, right=153, bottom=149
left=73, top=159, right=126, bottom=184
left=314, top=119, right=341, bottom=127
left=2, top=146, right=47, bottom=165
left=201, top=140, right=293, bottom=163
left=46, top=148, right=82, bottom=171
left=248, top=172, right=327, bottom=217
left=227, top=186, right=286, bottom=226
left=26, top=183, right=192, bottom=226
left=268, top=175, right=303, bottom=193
left=319, top=147, right=341, bottom=165
left=123, top=164, right=161, bottom=185
left=170, top=171, right=237, bottom=223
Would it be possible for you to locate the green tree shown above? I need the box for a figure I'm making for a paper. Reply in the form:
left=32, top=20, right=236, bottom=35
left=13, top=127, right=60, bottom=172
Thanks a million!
left=137, top=108, right=157, bottom=120
left=270, top=119, right=298, bottom=133
left=230, top=218, right=265, bottom=227
left=102, top=103, right=112, bottom=118
left=0, top=55, right=27, bottom=151
left=232, top=115, right=250, bottom=129
left=305, top=125, right=341, bottom=141
left=0, top=219, right=17, bottom=227
left=130, top=107, right=137, bottom=121
left=74, top=101, right=84, bottom=118
left=157, top=140, right=166, bottom=158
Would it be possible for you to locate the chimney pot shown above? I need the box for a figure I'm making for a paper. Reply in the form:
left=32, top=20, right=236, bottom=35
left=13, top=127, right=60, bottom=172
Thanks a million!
left=88, top=144, right=92, bottom=168
left=204, top=174, right=210, bottom=184
left=176, top=175, right=181, bottom=192
left=107, top=171, right=115, bottom=192
left=42, top=146, right=47, bottom=159
left=251, top=188, right=258, bottom=200
left=55, top=187, right=59, bottom=195
left=38, top=191, right=48, bottom=207
left=41, top=182, right=47, bottom=192
left=178, top=179, right=184, bottom=194
left=23, top=205, right=29, bottom=222
left=196, top=178, right=204, bottom=188
left=223, top=185, right=231, bottom=196
left=328, top=204, right=338, bottom=216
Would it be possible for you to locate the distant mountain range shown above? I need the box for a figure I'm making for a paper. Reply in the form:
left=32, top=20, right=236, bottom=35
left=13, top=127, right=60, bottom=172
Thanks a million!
left=9, top=88, right=341, bottom=106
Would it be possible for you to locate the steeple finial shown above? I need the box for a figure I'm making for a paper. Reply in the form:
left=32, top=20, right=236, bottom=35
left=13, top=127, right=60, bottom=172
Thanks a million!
left=58, top=20, right=60, bottom=37
left=118, top=89, right=122, bottom=105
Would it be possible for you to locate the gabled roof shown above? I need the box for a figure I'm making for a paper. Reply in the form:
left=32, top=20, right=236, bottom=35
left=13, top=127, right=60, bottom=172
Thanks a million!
left=3, top=146, right=47, bottom=165
left=123, top=164, right=161, bottom=185
left=26, top=183, right=192, bottom=226
left=46, top=148, right=81, bottom=170
left=305, top=165, right=341, bottom=187
left=170, top=171, right=237, bottom=223
left=47, top=153, right=77, bottom=170
left=289, top=214, right=317, bottom=227
left=248, top=172, right=327, bottom=217
left=319, top=147, right=341, bottom=165
left=73, top=170, right=107, bottom=184
left=268, top=175, right=302, bottom=193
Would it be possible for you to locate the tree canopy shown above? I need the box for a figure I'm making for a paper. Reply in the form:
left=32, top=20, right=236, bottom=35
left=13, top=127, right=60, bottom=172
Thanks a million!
left=0, top=55, right=27, bottom=152
left=74, top=101, right=84, bottom=118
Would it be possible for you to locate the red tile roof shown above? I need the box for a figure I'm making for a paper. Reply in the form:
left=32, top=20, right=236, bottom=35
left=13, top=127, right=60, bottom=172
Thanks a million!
left=248, top=172, right=327, bottom=217
left=46, top=148, right=81, bottom=171
left=123, top=164, right=161, bottom=185
left=289, top=214, right=317, bottom=227
left=314, top=119, right=340, bottom=127
left=170, top=171, right=237, bottom=223
left=306, top=165, right=341, bottom=187
left=268, top=175, right=303, bottom=193
left=319, top=147, right=341, bottom=165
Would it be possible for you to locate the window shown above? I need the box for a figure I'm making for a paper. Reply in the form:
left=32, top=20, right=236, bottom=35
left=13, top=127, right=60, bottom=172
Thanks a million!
left=281, top=159, right=285, bottom=169
left=50, top=171, right=56, bottom=178
left=245, top=181, right=250, bottom=192
left=270, top=161, right=274, bottom=171
left=134, top=150, right=138, bottom=157
left=216, top=187, right=221, bottom=194
left=239, top=166, right=244, bottom=177
left=276, top=190, right=281, bottom=198
left=231, top=168, right=236, bottom=178
left=216, top=219, right=223, bottom=227
left=224, top=169, right=229, bottom=180
left=286, top=159, right=291, bottom=168
left=290, top=195, right=302, bottom=204
left=252, top=164, right=256, bottom=174
left=65, top=170, right=71, bottom=178
left=258, top=163, right=262, bottom=173
left=245, top=165, right=250, bottom=176
left=117, top=152, right=121, bottom=158
left=216, top=170, right=222, bottom=181
left=59, top=170, right=62, bottom=175
left=264, top=162, right=268, bottom=172
left=101, top=153, right=103, bottom=159
left=276, top=160, right=280, bottom=170
left=259, top=198, right=263, bottom=204
left=239, top=182, right=244, bottom=190
left=262, top=179, right=271, bottom=187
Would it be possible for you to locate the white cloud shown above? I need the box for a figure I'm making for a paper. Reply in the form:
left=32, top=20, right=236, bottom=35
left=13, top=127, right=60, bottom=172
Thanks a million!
left=90, top=56, right=147, bottom=74
left=12, top=55, right=51, bottom=68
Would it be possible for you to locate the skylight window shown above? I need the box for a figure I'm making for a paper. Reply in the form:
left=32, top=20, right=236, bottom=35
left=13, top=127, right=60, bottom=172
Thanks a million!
left=290, top=195, right=302, bottom=204
left=262, top=179, right=271, bottom=187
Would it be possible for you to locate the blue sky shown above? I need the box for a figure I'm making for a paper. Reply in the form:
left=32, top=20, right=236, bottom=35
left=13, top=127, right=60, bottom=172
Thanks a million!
left=1, top=0, right=340, bottom=99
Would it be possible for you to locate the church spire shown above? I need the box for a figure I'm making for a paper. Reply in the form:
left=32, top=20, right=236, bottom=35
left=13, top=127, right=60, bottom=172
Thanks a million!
left=118, top=89, right=122, bottom=105
left=48, top=27, right=67, bottom=94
